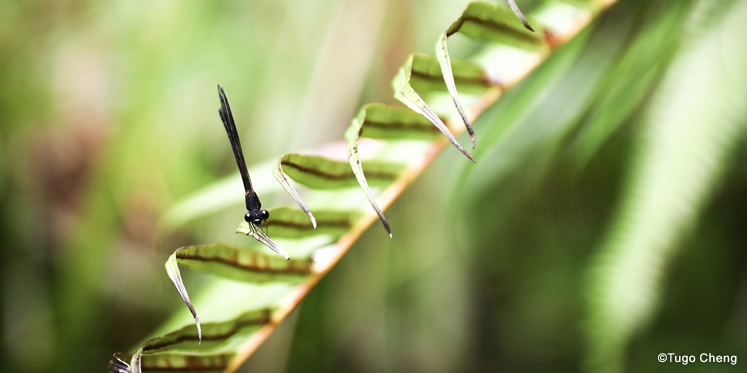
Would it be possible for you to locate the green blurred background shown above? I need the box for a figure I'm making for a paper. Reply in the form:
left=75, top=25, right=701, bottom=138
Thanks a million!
left=1, top=0, right=745, bottom=372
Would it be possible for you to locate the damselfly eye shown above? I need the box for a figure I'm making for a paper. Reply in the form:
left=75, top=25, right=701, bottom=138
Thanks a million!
left=260, top=210, right=269, bottom=221
left=244, top=212, right=253, bottom=223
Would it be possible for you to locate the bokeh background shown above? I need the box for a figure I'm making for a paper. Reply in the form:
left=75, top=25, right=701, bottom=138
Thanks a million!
left=1, top=0, right=745, bottom=372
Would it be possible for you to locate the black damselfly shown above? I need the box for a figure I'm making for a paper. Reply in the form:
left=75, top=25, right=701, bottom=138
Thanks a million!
left=217, top=84, right=289, bottom=259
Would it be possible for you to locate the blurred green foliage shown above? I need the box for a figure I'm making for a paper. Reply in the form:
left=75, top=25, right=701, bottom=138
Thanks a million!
left=0, top=1, right=745, bottom=373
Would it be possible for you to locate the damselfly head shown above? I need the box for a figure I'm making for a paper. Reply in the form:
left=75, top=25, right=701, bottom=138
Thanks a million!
left=245, top=209, right=270, bottom=225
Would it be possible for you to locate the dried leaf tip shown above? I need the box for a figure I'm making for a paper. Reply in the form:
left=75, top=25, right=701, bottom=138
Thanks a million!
left=506, top=0, right=534, bottom=32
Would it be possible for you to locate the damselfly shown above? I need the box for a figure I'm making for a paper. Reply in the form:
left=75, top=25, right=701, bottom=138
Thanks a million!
left=217, top=84, right=289, bottom=259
